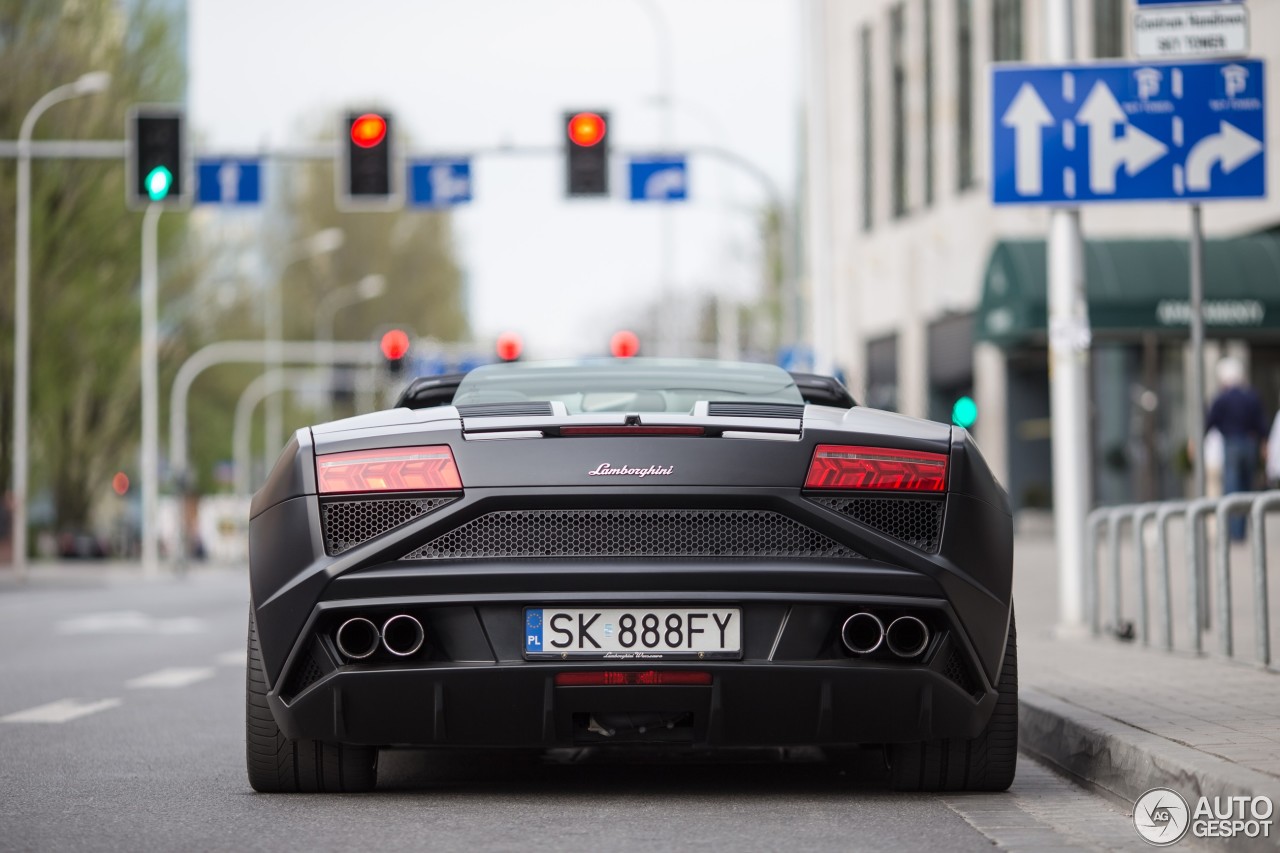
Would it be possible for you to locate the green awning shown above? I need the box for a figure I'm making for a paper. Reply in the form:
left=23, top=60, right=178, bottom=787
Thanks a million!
left=977, top=235, right=1280, bottom=346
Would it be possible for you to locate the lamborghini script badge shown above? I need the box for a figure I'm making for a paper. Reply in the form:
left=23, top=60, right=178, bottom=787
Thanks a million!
left=588, top=463, right=674, bottom=478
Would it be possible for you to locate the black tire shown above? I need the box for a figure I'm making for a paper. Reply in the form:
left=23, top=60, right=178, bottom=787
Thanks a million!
left=246, top=610, right=378, bottom=793
left=888, top=611, right=1018, bottom=792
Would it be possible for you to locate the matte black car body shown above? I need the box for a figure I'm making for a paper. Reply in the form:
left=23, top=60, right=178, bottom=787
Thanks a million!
left=247, top=362, right=1015, bottom=792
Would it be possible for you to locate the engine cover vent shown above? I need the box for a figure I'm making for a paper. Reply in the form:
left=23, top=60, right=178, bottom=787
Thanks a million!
left=456, top=401, right=554, bottom=418
left=706, top=402, right=805, bottom=419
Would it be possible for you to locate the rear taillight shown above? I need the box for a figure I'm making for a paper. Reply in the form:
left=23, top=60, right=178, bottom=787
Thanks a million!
left=316, top=445, right=462, bottom=494
left=554, top=670, right=712, bottom=686
left=804, top=444, right=947, bottom=492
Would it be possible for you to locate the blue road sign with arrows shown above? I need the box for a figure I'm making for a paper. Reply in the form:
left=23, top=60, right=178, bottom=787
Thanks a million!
left=196, top=158, right=262, bottom=204
left=991, top=59, right=1265, bottom=204
left=408, top=159, right=472, bottom=207
left=629, top=156, right=688, bottom=202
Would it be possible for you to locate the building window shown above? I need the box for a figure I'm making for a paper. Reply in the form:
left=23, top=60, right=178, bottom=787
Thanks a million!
left=991, top=0, right=1023, bottom=61
left=860, top=25, right=874, bottom=231
left=956, top=0, right=975, bottom=191
left=923, top=0, right=935, bottom=207
left=1093, top=0, right=1125, bottom=58
left=890, top=4, right=907, bottom=218
left=867, top=335, right=900, bottom=412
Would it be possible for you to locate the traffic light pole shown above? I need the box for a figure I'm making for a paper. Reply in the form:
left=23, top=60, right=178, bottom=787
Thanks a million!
left=140, top=202, right=163, bottom=575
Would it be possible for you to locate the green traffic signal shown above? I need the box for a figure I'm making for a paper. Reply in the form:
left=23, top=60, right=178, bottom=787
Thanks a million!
left=145, top=166, right=173, bottom=201
left=952, top=395, right=978, bottom=429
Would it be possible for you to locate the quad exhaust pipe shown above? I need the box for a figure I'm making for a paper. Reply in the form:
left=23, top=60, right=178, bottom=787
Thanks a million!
left=381, top=614, right=425, bottom=657
left=334, top=614, right=426, bottom=660
left=840, top=612, right=885, bottom=654
left=840, top=612, right=930, bottom=658
left=335, top=617, right=380, bottom=660
left=885, top=615, right=930, bottom=659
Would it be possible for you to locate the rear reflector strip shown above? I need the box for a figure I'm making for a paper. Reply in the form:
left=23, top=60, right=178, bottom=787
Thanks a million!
left=557, top=426, right=706, bottom=437
left=554, top=670, right=712, bottom=687
left=316, top=445, right=462, bottom=494
left=804, top=445, right=947, bottom=492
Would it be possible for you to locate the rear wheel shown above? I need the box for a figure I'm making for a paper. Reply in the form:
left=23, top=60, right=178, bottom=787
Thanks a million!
left=887, top=611, right=1017, bottom=792
left=246, top=610, right=378, bottom=793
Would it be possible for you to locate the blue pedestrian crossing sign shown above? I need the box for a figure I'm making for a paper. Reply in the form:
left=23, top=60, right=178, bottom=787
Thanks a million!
left=408, top=159, right=472, bottom=207
left=629, top=156, right=688, bottom=202
left=991, top=59, right=1265, bottom=204
left=196, top=158, right=262, bottom=205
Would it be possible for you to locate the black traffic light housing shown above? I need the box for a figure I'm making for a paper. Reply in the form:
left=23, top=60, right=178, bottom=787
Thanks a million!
left=564, top=110, right=610, bottom=197
left=127, top=106, right=187, bottom=209
left=338, top=111, right=401, bottom=210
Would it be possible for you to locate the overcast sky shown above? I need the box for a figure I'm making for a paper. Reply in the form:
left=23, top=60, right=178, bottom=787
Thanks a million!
left=188, top=0, right=803, bottom=358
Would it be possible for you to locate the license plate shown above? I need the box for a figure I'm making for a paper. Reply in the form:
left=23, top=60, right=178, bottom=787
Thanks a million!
left=523, top=607, right=742, bottom=660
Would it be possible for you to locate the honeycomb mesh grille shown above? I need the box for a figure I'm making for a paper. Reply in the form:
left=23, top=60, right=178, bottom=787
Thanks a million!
left=402, top=509, right=860, bottom=560
left=810, top=496, right=943, bottom=552
left=321, top=497, right=456, bottom=556
left=941, top=646, right=979, bottom=696
left=283, top=651, right=324, bottom=699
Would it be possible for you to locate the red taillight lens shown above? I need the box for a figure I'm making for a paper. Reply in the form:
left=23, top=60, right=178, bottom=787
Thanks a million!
left=804, top=444, right=947, bottom=492
left=554, top=670, right=712, bottom=687
left=316, top=445, right=462, bottom=494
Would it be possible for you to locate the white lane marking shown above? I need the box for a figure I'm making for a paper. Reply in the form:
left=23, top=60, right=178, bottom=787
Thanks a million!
left=126, top=667, right=216, bottom=689
left=216, top=650, right=245, bottom=666
left=57, top=610, right=206, bottom=635
left=1, top=698, right=121, bottom=723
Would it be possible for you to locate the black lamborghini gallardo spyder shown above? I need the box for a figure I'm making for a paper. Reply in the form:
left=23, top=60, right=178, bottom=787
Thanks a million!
left=246, top=359, right=1016, bottom=792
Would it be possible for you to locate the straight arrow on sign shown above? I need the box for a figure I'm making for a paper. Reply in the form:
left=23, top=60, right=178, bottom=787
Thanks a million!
left=1001, top=83, right=1053, bottom=196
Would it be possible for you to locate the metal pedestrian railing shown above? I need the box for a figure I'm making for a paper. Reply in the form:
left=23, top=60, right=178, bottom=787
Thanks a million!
left=1085, top=490, right=1280, bottom=669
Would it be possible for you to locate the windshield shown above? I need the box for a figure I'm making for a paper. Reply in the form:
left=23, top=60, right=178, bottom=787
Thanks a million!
left=451, top=359, right=803, bottom=414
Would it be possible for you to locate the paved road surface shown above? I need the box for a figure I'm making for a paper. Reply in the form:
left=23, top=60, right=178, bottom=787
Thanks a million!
left=0, top=567, right=1153, bottom=852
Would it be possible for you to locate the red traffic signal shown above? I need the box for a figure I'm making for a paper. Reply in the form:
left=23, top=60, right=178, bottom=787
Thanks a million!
left=567, top=112, right=606, bottom=147
left=495, top=331, right=523, bottom=362
left=609, top=330, right=639, bottom=358
left=350, top=113, right=388, bottom=148
left=380, top=329, right=410, bottom=360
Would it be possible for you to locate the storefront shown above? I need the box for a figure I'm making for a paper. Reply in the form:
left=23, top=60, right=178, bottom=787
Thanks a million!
left=976, top=234, right=1280, bottom=510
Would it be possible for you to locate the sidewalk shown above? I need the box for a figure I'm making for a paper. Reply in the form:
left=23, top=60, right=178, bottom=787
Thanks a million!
left=1014, top=529, right=1280, bottom=851
left=0, top=559, right=245, bottom=591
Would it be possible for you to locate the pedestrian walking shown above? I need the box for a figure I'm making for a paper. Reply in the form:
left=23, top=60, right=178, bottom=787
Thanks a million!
left=1205, top=357, right=1269, bottom=539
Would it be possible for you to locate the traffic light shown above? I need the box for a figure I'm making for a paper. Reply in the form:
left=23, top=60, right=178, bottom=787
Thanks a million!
left=380, top=329, right=410, bottom=375
left=339, top=111, right=400, bottom=209
left=128, top=107, right=186, bottom=209
left=609, top=330, right=639, bottom=358
left=952, top=395, right=978, bottom=429
left=564, top=110, right=610, bottom=196
left=495, top=332, right=523, bottom=362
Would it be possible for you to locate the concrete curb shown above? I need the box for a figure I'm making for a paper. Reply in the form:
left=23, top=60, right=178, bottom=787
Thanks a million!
left=1021, top=686, right=1280, bottom=852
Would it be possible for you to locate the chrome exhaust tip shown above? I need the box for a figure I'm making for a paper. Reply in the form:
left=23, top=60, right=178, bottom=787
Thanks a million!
left=381, top=614, right=425, bottom=657
left=840, top=612, right=885, bottom=655
left=886, top=615, right=930, bottom=658
left=335, top=617, right=380, bottom=660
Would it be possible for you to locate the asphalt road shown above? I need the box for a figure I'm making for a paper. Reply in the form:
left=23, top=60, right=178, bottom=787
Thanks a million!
left=0, top=566, right=1151, bottom=852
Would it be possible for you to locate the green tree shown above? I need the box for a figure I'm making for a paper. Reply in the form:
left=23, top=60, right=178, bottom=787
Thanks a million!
left=0, top=0, right=186, bottom=533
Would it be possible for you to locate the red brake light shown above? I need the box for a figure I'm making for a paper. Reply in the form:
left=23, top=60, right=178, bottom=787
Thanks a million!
left=316, top=445, right=462, bottom=494
left=559, top=426, right=704, bottom=436
left=554, top=670, right=712, bottom=687
left=804, top=445, right=947, bottom=492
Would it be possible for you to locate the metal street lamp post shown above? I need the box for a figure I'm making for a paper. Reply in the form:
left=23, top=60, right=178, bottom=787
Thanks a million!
left=315, top=274, right=386, bottom=423
left=265, top=227, right=344, bottom=455
left=10, top=71, right=110, bottom=580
